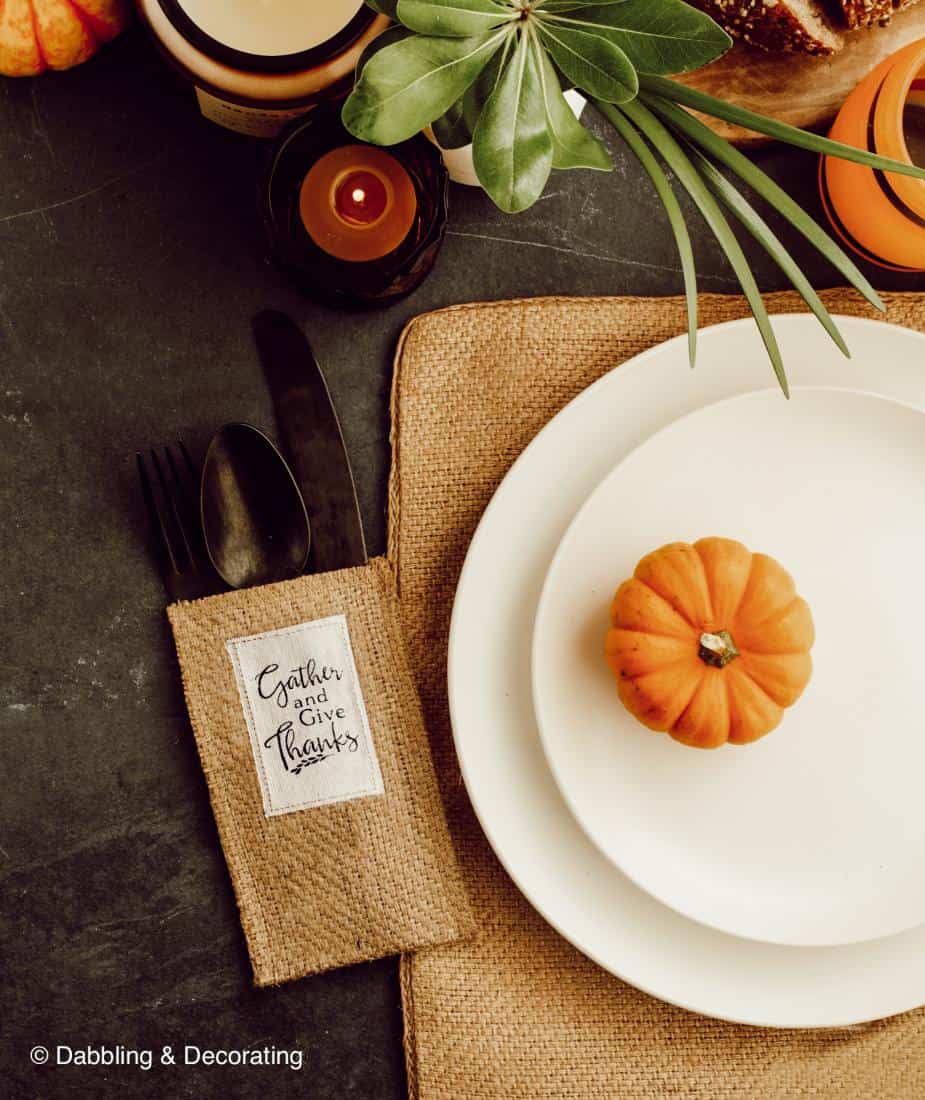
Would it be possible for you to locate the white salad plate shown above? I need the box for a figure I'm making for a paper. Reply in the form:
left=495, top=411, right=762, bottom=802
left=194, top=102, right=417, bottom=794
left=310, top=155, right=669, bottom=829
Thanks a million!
left=448, top=314, right=925, bottom=1027
left=533, top=386, right=925, bottom=948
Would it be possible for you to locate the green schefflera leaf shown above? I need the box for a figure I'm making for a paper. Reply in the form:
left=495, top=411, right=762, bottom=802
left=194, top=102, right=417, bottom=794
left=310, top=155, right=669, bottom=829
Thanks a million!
left=462, top=41, right=509, bottom=131
left=473, top=33, right=554, bottom=212
left=539, top=0, right=630, bottom=10
left=432, top=97, right=473, bottom=148
left=397, top=0, right=516, bottom=38
left=366, top=0, right=399, bottom=16
left=343, top=29, right=509, bottom=145
left=535, top=45, right=611, bottom=170
left=354, top=23, right=412, bottom=78
left=541, top=0, right=731, bottom=75
left=538, top=22, right=638, bottom=103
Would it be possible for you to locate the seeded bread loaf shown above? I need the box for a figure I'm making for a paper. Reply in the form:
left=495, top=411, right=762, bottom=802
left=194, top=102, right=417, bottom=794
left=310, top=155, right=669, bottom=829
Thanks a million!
left=694, top=0, right=843, bottom=54
left=678, top=0, right=925, bottom=139
left=837, top=0, right=917, bottom=28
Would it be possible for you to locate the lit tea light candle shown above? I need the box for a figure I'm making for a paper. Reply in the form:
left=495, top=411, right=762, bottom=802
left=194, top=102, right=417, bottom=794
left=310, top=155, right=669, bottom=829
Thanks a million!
left=299, top=145, right=418, bottom=263
left=336, top=171, right=388, bottom=224
left=262, top=103, right=448, bottom=306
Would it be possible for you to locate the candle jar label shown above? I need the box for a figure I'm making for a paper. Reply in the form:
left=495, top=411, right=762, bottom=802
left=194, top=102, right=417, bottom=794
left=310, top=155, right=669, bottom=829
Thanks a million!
left=226, top=615, right=384, bottom=817
left=194, top=89, right=314, bottom=139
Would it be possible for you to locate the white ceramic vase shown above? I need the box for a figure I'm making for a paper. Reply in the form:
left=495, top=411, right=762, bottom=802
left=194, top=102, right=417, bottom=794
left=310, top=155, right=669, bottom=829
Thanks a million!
left=429, top=90, right=587, bottom=187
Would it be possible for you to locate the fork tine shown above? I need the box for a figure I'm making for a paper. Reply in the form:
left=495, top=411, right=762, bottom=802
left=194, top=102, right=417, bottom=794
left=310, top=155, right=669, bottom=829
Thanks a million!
left=137, top=441, right=218, bottom=601
left=174, top=441, right=209, bottom=566
left=179, top=440, right=197, bottom=480
left=166, top=442, right=207, bottom=570
left=152, top=447, right=195, bottom=572
left=166, top=442, right=200, bottom=527
left=137, top=451, right=180, bottom=575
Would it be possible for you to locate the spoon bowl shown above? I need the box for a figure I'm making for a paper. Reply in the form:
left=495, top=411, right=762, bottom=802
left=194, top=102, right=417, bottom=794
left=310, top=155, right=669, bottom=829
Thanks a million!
left=201, top=422, right=310, bottom=589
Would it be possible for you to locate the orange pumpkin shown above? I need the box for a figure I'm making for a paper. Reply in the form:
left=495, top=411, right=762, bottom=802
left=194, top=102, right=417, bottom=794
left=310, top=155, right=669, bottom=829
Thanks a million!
left=0, top=0, right=132, bottom=77
left=605, top=538, right=814, bottom=749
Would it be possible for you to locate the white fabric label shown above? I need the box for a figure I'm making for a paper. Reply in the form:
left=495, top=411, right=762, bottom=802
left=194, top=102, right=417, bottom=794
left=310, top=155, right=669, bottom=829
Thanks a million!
left=226, top=616, right=384, bottom=817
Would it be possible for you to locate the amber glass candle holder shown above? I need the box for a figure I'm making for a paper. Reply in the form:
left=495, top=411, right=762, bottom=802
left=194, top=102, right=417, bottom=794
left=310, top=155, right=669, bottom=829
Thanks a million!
left=260, top=103, right=449, bottom=308
left=820, top=37, right=925, bottom=273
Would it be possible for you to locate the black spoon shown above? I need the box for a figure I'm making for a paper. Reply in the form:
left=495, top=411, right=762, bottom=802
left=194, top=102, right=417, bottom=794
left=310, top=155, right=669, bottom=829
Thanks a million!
left=201, top=422, right=310, bottom=590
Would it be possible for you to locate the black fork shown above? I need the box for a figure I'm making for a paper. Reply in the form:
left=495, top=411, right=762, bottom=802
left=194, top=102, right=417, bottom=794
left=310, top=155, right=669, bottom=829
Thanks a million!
left=136, top=443, right=219, bottom=602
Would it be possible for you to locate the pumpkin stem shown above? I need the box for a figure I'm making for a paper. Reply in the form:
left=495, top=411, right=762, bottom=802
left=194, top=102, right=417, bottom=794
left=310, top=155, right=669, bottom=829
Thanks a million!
left=698, top=630, right=739, bottom=668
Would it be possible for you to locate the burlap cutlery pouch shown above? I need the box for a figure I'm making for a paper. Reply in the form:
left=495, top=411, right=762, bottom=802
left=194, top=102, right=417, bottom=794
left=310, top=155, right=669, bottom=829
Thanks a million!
left=167, top=556, right=474, bottom=987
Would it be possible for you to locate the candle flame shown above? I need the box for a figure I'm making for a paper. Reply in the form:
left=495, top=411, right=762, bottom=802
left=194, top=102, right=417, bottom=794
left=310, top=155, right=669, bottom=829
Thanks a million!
left=352, top=188, right=366, bottom=204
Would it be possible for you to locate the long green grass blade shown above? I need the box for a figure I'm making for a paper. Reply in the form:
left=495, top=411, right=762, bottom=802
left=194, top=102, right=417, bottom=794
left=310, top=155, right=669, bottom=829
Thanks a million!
left=688, top=147, right=850, bottom=359
left=639, top=73, right=925, bottom=181
left=643, top=93, right=884, bottom=313
left=618, top=97, right=789, bottom=395
left=595, top=99, right=698, bottom=367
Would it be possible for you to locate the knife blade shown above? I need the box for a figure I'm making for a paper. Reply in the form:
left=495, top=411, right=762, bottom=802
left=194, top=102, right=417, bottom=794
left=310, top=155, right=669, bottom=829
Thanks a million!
left=252, top=310, right=367, bottom=573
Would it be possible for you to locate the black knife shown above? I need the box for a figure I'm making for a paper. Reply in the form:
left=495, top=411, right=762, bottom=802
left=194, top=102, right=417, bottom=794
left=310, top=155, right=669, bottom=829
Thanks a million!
left=252, top=310, right=368, bottom=573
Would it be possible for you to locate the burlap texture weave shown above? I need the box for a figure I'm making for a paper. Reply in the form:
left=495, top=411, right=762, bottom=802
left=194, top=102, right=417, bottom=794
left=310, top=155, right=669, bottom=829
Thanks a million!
left=389, top=292, right=925, bottom=1100
left=167, top=557, right=474, bottom=987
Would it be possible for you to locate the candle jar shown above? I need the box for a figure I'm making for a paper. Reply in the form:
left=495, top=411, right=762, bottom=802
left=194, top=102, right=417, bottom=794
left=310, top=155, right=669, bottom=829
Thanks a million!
left=137, top=0, right=389, bottom=138
left=819, top=37, right=925, bottom=273
left=260, top=103, right=449, bottom=308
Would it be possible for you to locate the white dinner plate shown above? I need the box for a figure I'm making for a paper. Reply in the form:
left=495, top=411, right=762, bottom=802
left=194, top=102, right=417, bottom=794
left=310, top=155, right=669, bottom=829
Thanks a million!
left=533, top=387, right=925, bottom=948
left=448, top=314, right=925, bottom=1027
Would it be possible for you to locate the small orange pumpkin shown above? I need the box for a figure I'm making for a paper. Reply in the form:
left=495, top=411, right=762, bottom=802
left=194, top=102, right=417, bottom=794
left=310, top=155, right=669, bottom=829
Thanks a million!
left=605, top=538, right=814, bottom=749
left=0, top=0, right=132, bottom=77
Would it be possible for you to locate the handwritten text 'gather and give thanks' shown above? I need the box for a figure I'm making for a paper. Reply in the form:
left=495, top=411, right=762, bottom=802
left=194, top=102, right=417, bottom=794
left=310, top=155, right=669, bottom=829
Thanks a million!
left=256, top=658, right=359, bottom=776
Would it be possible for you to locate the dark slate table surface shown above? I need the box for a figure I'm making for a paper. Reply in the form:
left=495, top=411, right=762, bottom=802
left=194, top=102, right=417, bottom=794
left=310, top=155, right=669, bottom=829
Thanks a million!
left=1, top=26, right=920, bottom=1100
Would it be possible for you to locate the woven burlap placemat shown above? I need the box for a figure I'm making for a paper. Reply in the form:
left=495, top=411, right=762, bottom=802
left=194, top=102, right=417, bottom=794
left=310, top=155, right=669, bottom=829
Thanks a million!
left=388, top=292, right=925, bottom=1100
